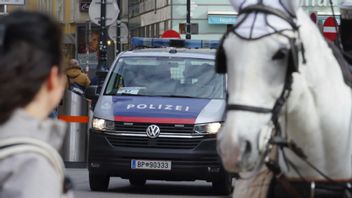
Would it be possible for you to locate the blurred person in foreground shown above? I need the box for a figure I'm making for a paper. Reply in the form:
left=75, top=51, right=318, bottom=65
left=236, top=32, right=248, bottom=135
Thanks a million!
left=65, top=58, right=91, bottom=95
left=0, top=11, right=73, bottom=198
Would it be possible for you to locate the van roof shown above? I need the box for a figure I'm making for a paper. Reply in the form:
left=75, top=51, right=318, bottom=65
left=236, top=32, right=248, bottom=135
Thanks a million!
left=120, top=48, right=216, bottom=59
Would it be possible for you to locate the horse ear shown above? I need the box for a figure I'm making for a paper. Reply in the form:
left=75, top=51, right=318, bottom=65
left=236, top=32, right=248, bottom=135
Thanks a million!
left=215, top=44, right=227, bottom=74
left=216, top=29, right=233, bottom=74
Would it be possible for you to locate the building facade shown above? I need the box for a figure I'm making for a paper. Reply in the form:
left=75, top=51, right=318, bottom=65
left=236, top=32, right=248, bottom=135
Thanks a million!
left=4, top=0, right=129, bottom=77
left=1, top=0, right=346, bottom=70
left=128, top=0, right=235, bottom=40
left=302, top=0, right=344, bottom=26
left=6, top=0, right=81, bottom=65
left=128, top=0, right=345, bottom=40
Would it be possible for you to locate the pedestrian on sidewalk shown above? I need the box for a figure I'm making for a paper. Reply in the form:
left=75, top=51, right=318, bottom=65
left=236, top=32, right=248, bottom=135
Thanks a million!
left=0, top=11, right=73, bottom=198
left=65, top=58, right=91, bottom=95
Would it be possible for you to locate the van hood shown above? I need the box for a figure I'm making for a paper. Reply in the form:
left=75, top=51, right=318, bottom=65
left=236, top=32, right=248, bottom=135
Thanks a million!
left=94, top=96, right=225, bottom=124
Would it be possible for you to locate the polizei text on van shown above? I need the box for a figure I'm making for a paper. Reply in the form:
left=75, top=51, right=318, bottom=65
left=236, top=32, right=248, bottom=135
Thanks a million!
left=127, top=104, right=190, bottom=111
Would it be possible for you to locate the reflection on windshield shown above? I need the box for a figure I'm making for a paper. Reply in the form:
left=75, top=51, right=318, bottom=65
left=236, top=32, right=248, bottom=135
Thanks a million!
left=105, top=57, right=225, bottom=99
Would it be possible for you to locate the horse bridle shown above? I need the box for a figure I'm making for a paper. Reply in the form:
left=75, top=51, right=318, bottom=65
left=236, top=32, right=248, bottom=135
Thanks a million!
left=226, top=4, right=352, bottom=198
left=228, top=4, right=300, bottom=139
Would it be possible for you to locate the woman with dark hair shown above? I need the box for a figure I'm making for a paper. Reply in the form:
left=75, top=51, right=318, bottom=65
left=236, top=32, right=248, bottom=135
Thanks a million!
left=0, top=11, right=72, bottom=197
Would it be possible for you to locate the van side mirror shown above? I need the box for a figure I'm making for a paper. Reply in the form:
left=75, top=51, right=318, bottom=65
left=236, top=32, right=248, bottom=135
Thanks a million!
left=84, top=85, right=99, bottom=100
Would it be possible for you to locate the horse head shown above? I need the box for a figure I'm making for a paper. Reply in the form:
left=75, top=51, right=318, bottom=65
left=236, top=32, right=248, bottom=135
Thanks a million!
left=218, top=0, right=352, bottom=183
left=217, top=2, right=352, bottom=197
left=217, top=0, right=310, bottom=175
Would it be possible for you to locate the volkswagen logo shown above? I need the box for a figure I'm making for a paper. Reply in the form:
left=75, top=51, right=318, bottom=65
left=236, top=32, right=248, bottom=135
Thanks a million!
left=146, top=125, right=160, bottom=138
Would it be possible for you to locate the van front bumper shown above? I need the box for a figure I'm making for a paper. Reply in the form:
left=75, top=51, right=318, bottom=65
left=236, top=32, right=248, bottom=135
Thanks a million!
left=88, top=129, right=226, bottom=182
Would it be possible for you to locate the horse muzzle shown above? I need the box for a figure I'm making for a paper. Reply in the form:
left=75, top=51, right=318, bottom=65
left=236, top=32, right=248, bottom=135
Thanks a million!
left=218, top=135, right=257, bottom=173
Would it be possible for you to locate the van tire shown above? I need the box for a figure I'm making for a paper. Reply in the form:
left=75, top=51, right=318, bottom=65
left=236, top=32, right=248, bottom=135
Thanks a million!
left=89, top=173, right=110, bottom=191
left=212, top=172, right=233, bottom=195
left=129, top=178, right=146, bottom=186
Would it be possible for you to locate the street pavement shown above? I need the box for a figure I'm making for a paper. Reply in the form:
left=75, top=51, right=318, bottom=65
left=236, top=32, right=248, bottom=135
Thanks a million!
left=67, top=168, right=231, bottom=198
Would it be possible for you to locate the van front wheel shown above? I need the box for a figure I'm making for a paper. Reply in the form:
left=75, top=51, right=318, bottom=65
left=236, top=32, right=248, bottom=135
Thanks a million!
left=89, top=173, right=110, bottom=191
left=212, top=172, right=233, bottom=195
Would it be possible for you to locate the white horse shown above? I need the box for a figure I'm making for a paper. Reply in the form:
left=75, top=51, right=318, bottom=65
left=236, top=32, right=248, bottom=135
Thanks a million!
left=216, top=0, right=352, bottom=197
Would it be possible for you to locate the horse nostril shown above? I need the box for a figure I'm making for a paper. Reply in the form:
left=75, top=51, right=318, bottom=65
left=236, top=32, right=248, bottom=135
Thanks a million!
left=240, top=139, right=252, bottom=158
left=244, top=140, right=252, bottom=154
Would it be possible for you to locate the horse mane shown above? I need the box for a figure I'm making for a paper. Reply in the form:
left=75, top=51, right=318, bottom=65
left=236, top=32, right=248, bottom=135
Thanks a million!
left=296, top=9, right=349, bottom=89
left=328, top=41, right=352, bottom=87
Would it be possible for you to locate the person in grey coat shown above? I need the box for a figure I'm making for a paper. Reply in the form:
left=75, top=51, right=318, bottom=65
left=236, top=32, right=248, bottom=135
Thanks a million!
left=0, top=11, right=72, bottom=198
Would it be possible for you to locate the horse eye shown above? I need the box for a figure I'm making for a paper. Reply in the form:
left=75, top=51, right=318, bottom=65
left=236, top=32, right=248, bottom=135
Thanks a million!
left=272, top=48, right=289, bottom=60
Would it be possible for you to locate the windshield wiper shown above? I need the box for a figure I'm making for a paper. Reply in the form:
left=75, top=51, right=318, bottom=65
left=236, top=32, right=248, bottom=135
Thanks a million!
left=108, top=92, right=198, bottom=98
left=152, top=94, right=198, bottom=98
left=117, top=93, right=148, bottom=96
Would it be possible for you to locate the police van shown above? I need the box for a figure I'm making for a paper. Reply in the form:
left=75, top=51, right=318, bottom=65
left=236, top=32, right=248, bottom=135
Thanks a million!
left=86, top=37, right=231, bottom=194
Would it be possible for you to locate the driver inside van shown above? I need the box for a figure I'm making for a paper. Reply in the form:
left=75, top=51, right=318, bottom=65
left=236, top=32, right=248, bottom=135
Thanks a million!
left=144, top=64, right=179, bottom=95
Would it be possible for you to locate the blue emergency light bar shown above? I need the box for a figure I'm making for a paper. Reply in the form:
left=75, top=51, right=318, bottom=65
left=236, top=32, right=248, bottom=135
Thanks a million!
left=131, top=37, right=219, bottom=49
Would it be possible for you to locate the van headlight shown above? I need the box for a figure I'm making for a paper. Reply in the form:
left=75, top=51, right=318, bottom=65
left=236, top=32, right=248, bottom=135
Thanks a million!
left=194, top=122, right=222, bottom=134
left=92, top=118, right=115, bottom=131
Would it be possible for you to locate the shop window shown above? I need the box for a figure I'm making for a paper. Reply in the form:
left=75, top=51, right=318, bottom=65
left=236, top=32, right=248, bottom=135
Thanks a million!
left=179, top=23, right=199, bottom=34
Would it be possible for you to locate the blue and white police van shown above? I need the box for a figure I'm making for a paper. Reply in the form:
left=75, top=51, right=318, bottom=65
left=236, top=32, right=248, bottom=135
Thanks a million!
left=86, top=37, right=231, bottom=194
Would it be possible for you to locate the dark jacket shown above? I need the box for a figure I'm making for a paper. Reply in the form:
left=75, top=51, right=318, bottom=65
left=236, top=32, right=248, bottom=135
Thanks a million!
left=66, top=66, right=91, bottom=89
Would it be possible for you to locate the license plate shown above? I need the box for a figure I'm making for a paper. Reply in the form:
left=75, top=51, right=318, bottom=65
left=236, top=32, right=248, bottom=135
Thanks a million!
left=131, top=159, right=171, bottom=171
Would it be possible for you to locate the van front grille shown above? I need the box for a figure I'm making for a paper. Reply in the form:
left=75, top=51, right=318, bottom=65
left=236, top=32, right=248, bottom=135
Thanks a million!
left=106, top=135, right=203, bottom=149
left=114, top=122, right=195, bottom=135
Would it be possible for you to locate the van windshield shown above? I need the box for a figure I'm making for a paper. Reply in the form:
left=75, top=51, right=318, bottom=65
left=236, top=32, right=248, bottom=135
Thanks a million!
left=104, top=56, right=225, bottom=99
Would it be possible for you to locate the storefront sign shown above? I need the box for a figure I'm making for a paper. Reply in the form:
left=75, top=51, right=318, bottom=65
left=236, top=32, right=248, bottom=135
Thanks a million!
left=301, top=0, right=342, bottom=7
left=208, top=15, right=236, bottom=25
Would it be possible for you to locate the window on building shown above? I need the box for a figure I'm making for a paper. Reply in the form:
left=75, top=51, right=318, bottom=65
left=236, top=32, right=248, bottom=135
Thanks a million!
left=140, top=27, right=145, bottom=37
left=146, top=25, right=150, bottom=37
left=156, top=22, right=160, bottom=37
left=151, top=24, right=155, bottom=37
left=164, top=21, right=169, bottom=31
left=57, top=0, right=64, bottom=22
left=179, top=23, right=199, bottom=34
left=0, top=5, right=5, bottom=15
left=159, top=21, right=165, bottom=35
